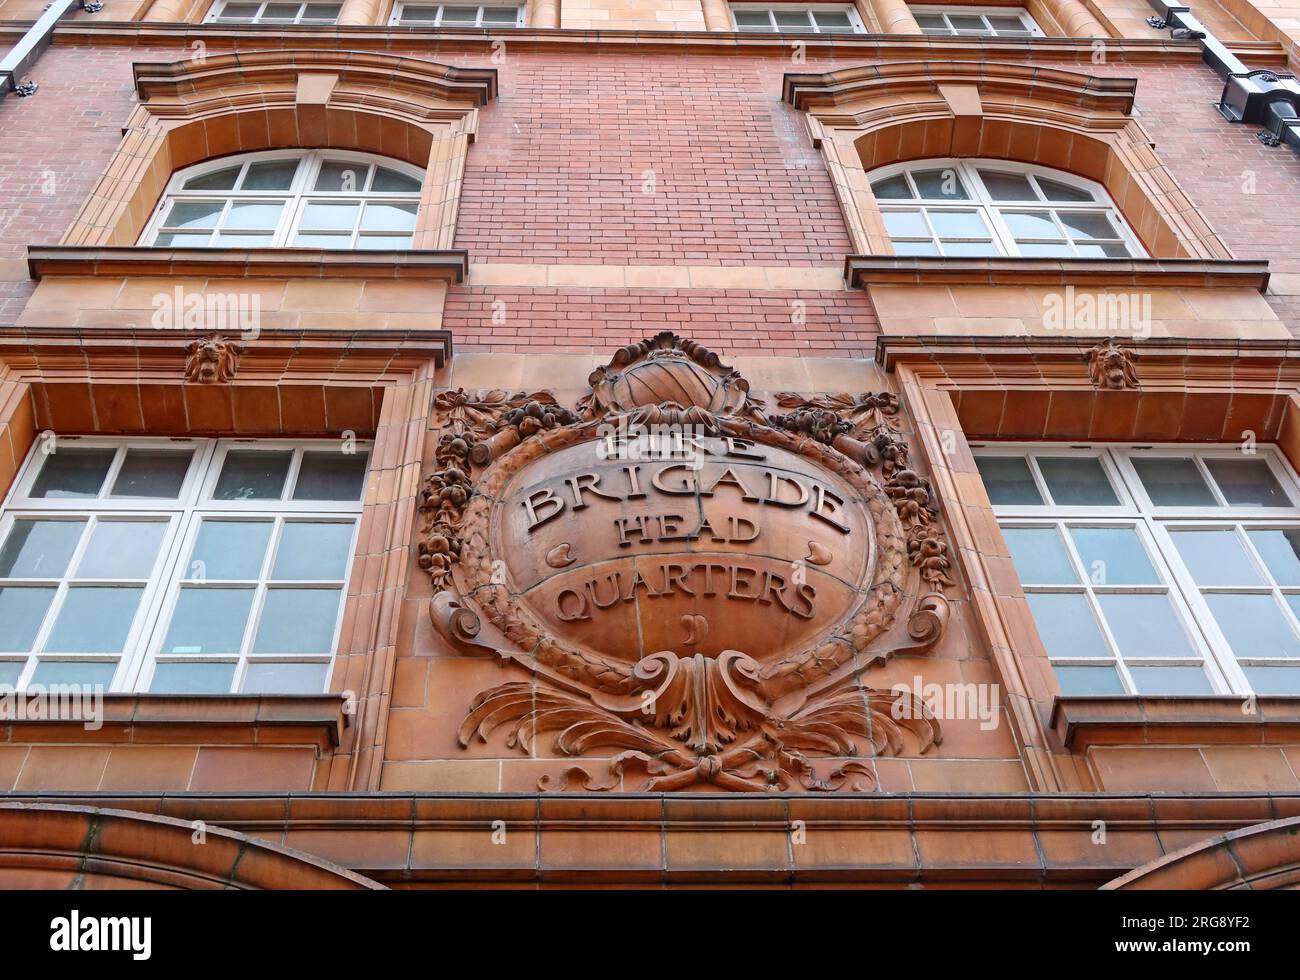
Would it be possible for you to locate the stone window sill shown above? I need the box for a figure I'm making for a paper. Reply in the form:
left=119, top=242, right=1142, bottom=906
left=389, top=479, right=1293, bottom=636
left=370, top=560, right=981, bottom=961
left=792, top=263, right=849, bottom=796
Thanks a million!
left=1051, top=696, right=1300, bottom=750
left=27, top=246, right=468, bottom=283
left=845, top=255, right=1270, bottom=291
left=0, top=694, right=349, bottom=748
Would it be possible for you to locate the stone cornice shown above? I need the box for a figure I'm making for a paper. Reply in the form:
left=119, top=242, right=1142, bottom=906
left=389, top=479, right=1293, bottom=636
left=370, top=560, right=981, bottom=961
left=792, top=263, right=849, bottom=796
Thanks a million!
left=2, top=23, right=1284, bottom=67
left=133, top=48, right=497, bottom=109
left=1052, top=697, right=1300, bottom=750
left=875, top=334, right=1300, bottom=372
left=847, top=256, right=1271, bottom=291
left=2, top=791, right=1297, bottom=884
left=0, top=695, right=348, bottom=748
left=27, top=246, right=469, bottom=283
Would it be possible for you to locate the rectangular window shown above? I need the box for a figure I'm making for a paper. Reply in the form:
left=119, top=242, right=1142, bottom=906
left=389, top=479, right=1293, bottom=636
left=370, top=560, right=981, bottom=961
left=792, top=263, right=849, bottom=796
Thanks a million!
left=390, top=3, right=525, bottom=26
left=206, top=1, right=343, bottom=24
left=730, top=4, right=865, bottom=33
left=976, top=444, right=1300, bottom=698
left=910, top=5, right=1043, bottom=36
left=0, top=438, right=368, bottom=695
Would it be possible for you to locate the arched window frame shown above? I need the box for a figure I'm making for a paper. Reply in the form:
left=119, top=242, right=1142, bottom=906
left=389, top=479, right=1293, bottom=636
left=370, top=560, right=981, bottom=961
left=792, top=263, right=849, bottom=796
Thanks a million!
left=140, top=149, right=427, bottom=250
left=867, top=158, right=1147, bottom=259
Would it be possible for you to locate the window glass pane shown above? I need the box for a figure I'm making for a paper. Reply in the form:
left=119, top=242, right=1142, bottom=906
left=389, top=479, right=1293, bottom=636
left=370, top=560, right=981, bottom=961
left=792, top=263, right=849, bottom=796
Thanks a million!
left=1096, top=594, right=1198, bottom=658
left=941, top=241, right=1000, bottom=257
left=30, top=448, right=115, bottom=499
left=978, top=172, right=1036, bottom=202
left=891, top=241, right=939, bottom=256
left=226, top=201, right=284, bottom=230
left=911, top=168, right=969, bottom=200
left=947, top=14, right=985, bottom=30
left=1128, top=666, right=1213, bottom=695
left=293, top=451, right=368, bottom=501
left=0, top=587, right=56, bottom=652
left=881, top=211, right=928, bottom=238
left=301, top=202, right=360, bottom=230
left=480, top=5, right=519, bottom=22
left=42, top=586, right=143, bottom=653
left=774, top=10, right=815, bottom=30
left=928, top=210, right=989, bottom=238
left=1205, top=593, right=1300, bottom=658
left=189, top=520, right=273, bottom=580
left=1132, top=457, right=1217, bottom=506
left=163, top=200, right=223, bottom=229
left=314, top=161, right=368, bottom=192
left=975, top=456, right=1043, bottom=505
left=253, top=588, right=343, bottom=653
left=987, top=15, right=1028, bottom=32
left=1068, top=527, right=1158, bottom=585
left=214, top=233, right=274, bottom=248
left=29, top=661, right=117, bottom=687
left=1243, top=666, right=1300, bottom=695
left=240, top=159, right=299, bottom=191
left=183, top=165, right=241, bottom=191
left=272, top=522, right=354, bottom=581
left=261, top=2, right=300, bottom=16
left=870, top=175, right=913, bottom=200
left=399, top=4, right=440, bottom=20
left=76, top=521, right=166, bottom=580
left=1003, top=527, right=1077, bottom=584
left=370, top=166, right=423, bottom=192
left=1017, top=242, right=1072, bottom=257
left=303, top=3, right=342, bottom=17
left=154, top=232, right=211, bottom=247
left=1036, top=176, right=1094, bottom=202
left=441, top=5, right=479, bottom=22
left=1002, top=211, right=1058, bottom=238
left=1025, top=593, right=1109, bottom=658
left=355, top=235, right=413, bottom=249
left=811, top=10, right=854, bottom=30
left=1169, top=529, right=1264, bottom=586
left=734, top=10, right=772, bottom=29
left=242, top=661, right=328, bottom=694
left=0, top=662, right=21, bottom=686
left=0, top=519, right=85, bottom=578
left=1036, top=457, right=1119, bottom=506
left=1248, top=529, right=1300, bottom=586
left=161, top=588, right=256, bottom=654
left=213, top=451, right=292, bottom=501
left=1205, top=458, right=1291, bottom=508
left=1059, top=211, right=1118, bottom=241
left=360, top=201, right=418, bottom=232
left=150, top=661, right=236, bottom=694
left=1054, top=664, right=1125, bottom=695
left=109, top=449, right=192, bottom=498
left=293, top=233, right=351, bottom=248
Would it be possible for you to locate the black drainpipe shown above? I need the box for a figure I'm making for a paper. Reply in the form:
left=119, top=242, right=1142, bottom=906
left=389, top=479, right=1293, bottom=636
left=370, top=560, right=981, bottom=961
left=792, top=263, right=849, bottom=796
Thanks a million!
left=1145, top=0, right=1300, bottom=152
left=0, top=0, right=102, bottom=102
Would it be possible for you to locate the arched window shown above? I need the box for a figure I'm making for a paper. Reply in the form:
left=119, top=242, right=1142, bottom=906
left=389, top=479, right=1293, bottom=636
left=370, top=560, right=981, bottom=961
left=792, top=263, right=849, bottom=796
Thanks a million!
left=868, top=159, right=1145, bottom=259
left=141, top=150, right=425, bottom=249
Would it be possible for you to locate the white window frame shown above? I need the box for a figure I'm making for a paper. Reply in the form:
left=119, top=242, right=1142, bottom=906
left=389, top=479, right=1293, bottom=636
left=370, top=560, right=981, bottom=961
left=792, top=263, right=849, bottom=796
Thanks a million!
left=205, top=0, right=343, bottom=24
left=0, top=436, right=369, bottom=695
left=388, top=2, right=526, bottom=26
left=729, top=3, right=866, bottom=33
left=910, top=4, right=1044, bottom=36
left=976, top=442, right=1300, bottom=697
left=867, top=158, right=1146, bottom=259
left=139, top=149, right=426, bottom=250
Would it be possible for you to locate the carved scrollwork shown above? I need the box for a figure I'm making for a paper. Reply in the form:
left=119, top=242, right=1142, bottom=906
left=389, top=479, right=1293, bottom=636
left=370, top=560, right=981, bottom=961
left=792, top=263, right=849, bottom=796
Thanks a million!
left=424, top=338, right=959, bottom=793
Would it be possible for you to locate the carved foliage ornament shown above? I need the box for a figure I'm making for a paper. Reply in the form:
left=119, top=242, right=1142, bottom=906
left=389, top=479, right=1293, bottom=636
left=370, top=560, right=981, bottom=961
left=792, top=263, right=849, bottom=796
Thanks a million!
left=421, top=333, right=956, bottom=792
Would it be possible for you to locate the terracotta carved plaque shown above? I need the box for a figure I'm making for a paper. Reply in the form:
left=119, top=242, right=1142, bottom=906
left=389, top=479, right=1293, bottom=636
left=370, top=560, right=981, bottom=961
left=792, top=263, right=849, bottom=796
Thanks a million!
left=422, top=333, right=955, bottom=792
